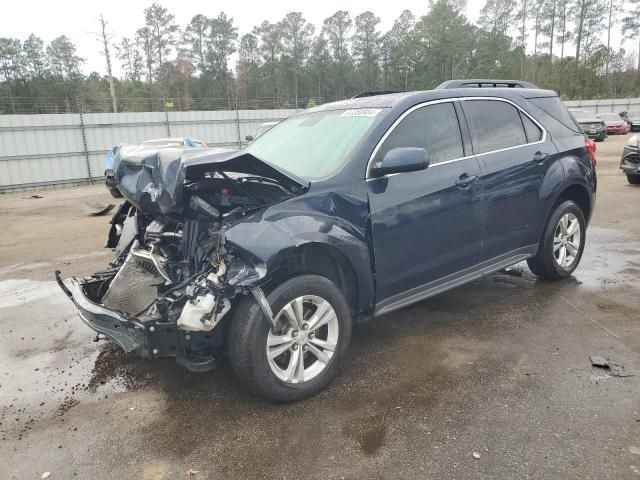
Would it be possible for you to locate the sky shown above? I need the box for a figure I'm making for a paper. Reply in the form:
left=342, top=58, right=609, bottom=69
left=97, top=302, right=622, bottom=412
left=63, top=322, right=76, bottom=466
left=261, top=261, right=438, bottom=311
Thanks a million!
left=0, top=0, right=630, bottom=76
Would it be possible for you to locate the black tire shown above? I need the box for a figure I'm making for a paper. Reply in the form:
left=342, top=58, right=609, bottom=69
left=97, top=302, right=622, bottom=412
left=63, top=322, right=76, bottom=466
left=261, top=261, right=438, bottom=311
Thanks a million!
left=228, top=274, right=352, bottom=402
left=107, top=186, right=123, bottom=198
left=626, top=174, right=640, bottom=185
left=105, top=177, right=123, bottom=198
left=527, top=200, right=586, bottom=280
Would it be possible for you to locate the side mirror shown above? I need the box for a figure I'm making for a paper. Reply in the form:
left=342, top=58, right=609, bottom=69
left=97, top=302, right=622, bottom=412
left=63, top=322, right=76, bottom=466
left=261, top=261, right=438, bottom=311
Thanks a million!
left=371, top=147, right=430, bottom=177
left=245, top=135, right=254, bottom=142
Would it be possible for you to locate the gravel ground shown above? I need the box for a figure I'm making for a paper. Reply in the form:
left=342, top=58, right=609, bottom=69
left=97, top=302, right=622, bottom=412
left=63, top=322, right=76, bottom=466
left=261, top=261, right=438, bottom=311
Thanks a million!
left=1, top=134, right=639, bottom=480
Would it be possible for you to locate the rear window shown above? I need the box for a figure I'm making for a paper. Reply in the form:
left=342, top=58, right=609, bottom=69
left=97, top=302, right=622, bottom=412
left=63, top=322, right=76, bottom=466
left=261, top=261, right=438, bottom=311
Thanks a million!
left=530, top=97, right=581, bottom=133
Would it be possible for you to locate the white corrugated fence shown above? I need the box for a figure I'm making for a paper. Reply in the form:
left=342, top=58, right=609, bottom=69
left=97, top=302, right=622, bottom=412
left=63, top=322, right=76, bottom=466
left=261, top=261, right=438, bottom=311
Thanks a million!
left=1, top=96, right=639, bottom=192
left=0, top=108, right=297, bottom=191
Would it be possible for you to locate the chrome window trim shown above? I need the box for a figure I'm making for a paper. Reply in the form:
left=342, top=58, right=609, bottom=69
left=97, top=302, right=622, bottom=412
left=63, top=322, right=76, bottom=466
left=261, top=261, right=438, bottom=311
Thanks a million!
left=365, top=96, right=548, bottom=179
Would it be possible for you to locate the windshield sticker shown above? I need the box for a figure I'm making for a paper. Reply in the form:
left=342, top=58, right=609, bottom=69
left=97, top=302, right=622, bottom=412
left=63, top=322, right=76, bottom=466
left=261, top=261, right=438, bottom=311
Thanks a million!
left=340, top=109, right=381, bottom=117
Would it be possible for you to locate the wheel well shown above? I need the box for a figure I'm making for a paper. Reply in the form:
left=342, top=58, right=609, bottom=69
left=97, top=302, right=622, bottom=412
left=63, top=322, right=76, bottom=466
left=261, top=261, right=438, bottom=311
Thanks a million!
left=262, top=243, right=359, bottom=314
left=556, top=184, right=591, bottom=221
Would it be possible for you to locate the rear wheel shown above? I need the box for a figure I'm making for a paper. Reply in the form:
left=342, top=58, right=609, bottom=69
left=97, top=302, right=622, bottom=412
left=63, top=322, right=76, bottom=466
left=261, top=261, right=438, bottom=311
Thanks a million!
left=527, top=200, right=586, bottom=280
left=626, top=174, right=640, bottom=185
left=228, top=274, right=352, bottom=402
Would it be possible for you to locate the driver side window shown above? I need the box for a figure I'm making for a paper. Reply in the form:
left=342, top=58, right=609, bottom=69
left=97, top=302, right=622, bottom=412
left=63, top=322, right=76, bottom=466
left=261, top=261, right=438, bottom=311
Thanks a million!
left=374, top=102, right=464, bottom=165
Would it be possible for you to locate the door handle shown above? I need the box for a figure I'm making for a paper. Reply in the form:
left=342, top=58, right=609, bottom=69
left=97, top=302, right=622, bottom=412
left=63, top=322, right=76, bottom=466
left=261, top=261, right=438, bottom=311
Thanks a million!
left=533, top=151, right=549, bottom=165
left=455, top=173, right=479, bottom=188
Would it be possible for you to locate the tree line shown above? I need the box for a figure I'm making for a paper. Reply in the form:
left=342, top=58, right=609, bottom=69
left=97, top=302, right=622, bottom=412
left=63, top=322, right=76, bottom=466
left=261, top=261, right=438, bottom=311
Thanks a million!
left=1, top=0, right=640, bottom=114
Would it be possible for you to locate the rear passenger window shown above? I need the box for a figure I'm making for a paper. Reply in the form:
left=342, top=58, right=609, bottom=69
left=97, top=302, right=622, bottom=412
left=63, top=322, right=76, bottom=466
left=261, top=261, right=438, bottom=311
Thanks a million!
left=375, top=102, right=464, bottom=165
left=521, top=113, right=543, bottom=142
left=464, top=100, right=527, bottom=154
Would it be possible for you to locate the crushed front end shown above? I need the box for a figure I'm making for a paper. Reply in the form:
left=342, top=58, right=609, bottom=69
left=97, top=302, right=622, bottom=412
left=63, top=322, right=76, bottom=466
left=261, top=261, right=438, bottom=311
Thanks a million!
left=57, top=146, right=304, bottom=371
left=621, top=135, right=640, bottom=176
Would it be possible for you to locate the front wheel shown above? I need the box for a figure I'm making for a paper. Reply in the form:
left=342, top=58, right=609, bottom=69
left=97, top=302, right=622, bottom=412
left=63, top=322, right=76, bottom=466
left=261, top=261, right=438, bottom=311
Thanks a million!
left=228, top=274, right=352, bottom=402
left=527, top=200, right=586, bottom=280
left=626, top=174, right=640, bottom=185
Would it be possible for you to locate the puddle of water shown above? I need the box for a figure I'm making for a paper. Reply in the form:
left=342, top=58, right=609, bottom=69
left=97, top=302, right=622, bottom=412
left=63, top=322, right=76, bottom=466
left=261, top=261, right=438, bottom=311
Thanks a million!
left=574, top=227, right=640, bottom=289
left=342, top=414, right=388, bottom=456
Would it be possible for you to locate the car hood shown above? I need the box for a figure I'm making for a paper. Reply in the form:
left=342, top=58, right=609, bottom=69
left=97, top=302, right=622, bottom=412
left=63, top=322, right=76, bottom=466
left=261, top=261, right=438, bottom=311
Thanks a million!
left=182, top=148, right=306, bottom=191
left=113, top=146, right=307, bottom=215
left=604, top=120, right=625, bottom=126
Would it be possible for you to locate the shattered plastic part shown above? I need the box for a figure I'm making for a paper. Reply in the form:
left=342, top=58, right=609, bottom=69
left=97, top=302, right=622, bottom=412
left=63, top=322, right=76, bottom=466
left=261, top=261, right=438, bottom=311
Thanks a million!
left=177, top=294, right=231, bottom=332
left=225, top=258, right=267, bottom=286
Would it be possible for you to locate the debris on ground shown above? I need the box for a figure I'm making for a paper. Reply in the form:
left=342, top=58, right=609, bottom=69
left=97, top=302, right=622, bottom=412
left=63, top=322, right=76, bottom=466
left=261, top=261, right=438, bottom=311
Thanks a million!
left=610, top=364, right=635, bottom=377
left=590, top=356, right=635, bottom=377
left=629, top=446, right=640, bottom=455
left=83, top=202, right=115, bottom=216
left=41, top=472, right=51, bottom=479
left=499, top=267, right=523, bottom=277
left=472, top=452, right=481, bottom=459
left=590, top=356, right=609, bottom=368
left=187, top=468, right=199, bottom=476
left=30, top=194, right=43, bottom=199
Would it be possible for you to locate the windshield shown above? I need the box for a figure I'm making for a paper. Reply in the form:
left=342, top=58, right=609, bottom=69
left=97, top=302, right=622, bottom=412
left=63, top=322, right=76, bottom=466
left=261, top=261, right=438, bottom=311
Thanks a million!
left=244, top=108, right=383, bottom=179
left=599, top=113, right=620, bottom=121
left=570, top=109, right=596, bottom=120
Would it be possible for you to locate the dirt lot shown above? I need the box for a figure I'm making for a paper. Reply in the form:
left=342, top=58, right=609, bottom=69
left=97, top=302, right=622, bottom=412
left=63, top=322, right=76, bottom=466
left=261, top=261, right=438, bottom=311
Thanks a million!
left=1, top=135, right=640, bottom=479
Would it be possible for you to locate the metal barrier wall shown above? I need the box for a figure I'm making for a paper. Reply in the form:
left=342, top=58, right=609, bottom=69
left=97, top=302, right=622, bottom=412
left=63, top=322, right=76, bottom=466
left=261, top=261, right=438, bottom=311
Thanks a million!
left=2, top=97, right=639, bottom=191
left=563, top=98, right=640, bottom=113
left=0, top=107, right=297, bottom=191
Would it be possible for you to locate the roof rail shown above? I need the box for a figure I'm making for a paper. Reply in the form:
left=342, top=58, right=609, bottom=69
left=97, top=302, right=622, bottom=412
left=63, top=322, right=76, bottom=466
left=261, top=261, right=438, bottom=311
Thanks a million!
left=351, top=90, right=404, bottom=99
left=435, top=79, right=539, bottom=89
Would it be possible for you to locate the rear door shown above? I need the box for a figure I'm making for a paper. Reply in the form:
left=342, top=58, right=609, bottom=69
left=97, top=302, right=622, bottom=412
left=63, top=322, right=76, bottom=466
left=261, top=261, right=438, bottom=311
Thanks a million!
left=367, top=101, right=484, bottom=313
left=460, top=98, right=554, bottom=263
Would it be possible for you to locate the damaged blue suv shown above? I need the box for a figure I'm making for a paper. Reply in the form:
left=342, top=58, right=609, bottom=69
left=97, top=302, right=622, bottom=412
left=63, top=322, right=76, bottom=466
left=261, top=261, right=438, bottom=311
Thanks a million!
left=58, top=79, right=596, bottom=401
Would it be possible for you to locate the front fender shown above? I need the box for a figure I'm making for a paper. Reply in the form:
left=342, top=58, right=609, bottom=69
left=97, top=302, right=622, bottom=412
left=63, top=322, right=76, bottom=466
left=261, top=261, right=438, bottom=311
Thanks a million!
left=225, top=206, right=374, bottom=312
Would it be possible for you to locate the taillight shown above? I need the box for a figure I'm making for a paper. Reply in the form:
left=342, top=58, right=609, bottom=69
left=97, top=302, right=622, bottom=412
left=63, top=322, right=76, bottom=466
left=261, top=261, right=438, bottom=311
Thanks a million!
left=586, top=138, right=596, bottom=167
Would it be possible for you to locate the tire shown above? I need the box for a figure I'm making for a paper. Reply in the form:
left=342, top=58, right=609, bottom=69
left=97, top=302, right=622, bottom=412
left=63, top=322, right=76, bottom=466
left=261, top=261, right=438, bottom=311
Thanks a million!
left=107, top=186, right=123, bottom=198
left=527, top=200, right=586, bottom=280
left=228, top=274, right=352, bottom=402
left=626, top=174, right=640, bottom=185
left=105, top=177, right=123, bottom=198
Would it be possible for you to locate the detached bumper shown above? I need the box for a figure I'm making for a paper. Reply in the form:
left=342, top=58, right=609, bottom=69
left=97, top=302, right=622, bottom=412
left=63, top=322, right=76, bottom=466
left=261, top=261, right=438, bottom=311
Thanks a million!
left=55, top=271, right=176, bottom=358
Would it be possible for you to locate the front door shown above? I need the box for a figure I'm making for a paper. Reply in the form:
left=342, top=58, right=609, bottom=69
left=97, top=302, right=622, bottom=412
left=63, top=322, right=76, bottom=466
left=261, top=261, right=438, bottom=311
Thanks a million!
left=367, top=101, right=483, bottom=314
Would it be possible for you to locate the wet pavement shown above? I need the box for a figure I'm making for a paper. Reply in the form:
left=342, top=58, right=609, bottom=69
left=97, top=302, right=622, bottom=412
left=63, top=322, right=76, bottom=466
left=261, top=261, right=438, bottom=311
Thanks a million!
left=1, top=134, right=639, bottom=479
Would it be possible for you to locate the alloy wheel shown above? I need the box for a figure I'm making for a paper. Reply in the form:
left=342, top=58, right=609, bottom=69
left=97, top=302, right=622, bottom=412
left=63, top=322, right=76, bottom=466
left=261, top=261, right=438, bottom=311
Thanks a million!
left=266, top=295, right=339, bottom=384
left=553, top=212, right=581, bottom=269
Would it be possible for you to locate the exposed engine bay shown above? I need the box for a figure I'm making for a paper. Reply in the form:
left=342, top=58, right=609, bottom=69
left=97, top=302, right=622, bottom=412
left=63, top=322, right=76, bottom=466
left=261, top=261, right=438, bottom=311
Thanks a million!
left=57, top=146, right=306, bottom=371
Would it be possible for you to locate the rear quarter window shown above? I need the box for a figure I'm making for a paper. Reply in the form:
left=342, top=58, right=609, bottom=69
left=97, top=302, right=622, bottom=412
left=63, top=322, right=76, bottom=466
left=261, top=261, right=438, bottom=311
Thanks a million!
left=529, top=97, right=581, bottom=133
